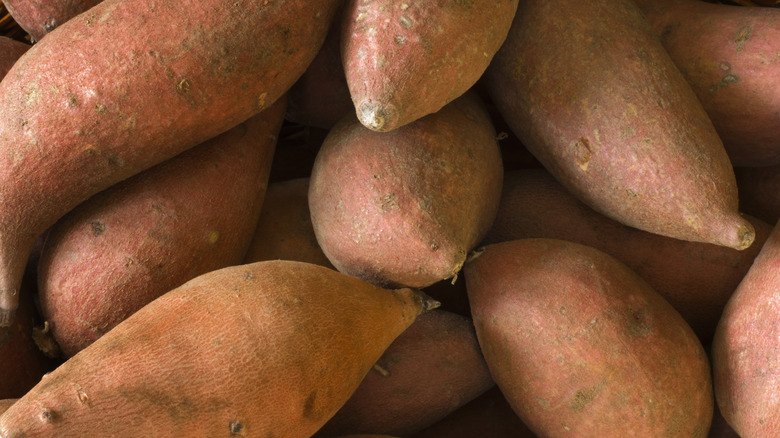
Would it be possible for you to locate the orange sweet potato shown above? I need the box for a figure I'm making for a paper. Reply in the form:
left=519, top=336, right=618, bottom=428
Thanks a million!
left=635, top=0, right=780, bottom=167
left=484, top=0, right=754, bottom=251
left=37, top=98, right=285, bottom=357
left=315, top=309, right=494, bottom=437
left=0, top=260, right=435, bottom=437
left=341, top=0, right=519, bottom=131
left=243, top=177, right=334, bottom=269
left=482, top=168, right=771, bottom=344
left=3, top=0, right=102, bottom=42
left=0, top=0, right=342, bottom=326
left=712, top=220, right=780, bottom=437
left=465, top=239, right=713, bottom=437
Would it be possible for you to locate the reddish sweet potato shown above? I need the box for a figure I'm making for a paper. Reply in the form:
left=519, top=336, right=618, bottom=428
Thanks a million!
left=0, top=260, right=436, bottom=437
left=3, top=0, right=102, bottom=42
left=482, top=168, right=771, bottom=344
left=712, top=220, right=780, bottom=437
left=37, top=98, right=285, bottom=357
left=465, top=239, right=713, bottom=437
left=411, top=386, right=536, bottom=438
left=315, top=309, right=494, bottom=437
left=309, top=91, right=503, bottom=288
left=0, top=0, right=343, bottom=326
left=244, top=177, right=334, bottom=269
left=341, top=0, right=519, bottom=131
left=0, top=36, right=28, bottom=76
left=484, top=0, right=754, bottom=251
left=635, top=0, right=780, bottom=167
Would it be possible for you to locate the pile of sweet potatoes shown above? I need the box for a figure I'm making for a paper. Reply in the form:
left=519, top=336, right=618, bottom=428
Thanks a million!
left=1, top=0, right=779, bottom=436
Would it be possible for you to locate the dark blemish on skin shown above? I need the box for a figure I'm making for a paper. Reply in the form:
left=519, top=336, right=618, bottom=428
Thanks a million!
left=91, top=221, right=106, bottom=236
left=43, top=18, right=58, bottom=32
left=95, top=103, right=107, bottom=115
left=176, top=78, right=191, bottom=95
left=709, top=73, right=739, bottom=94
left=229, top=419, right=243, bottom=435
left=303, top=391, right=317, bottom=419
left=734, top=23, right=753, bottom=52
left=40, top=408, right=56, bottom=423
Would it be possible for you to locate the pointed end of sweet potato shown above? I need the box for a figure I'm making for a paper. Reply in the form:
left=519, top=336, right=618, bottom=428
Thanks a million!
left=357, top=100, right=398, bottom=132
left=716, top=216, right=756, bottom=251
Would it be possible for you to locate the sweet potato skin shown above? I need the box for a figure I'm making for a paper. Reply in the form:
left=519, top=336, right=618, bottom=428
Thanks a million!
left=244, top=177, right=335, bottom=269
left=37, top=98, right=285, bottom=357
left=484, top=0, right=753, bottom=251
left=341, top=0, right=519, bottom=131
left=635, top=0, right=780, bottom=167
left=465, top=239, right=713, bottom=437
left=482, top=168, right=770, bottom=344
left=0, top=260, right=430, bottom=437
left=712, top=221, right=780, bottom=437
left=3, top=0, right=102, bottom=42
left=309, top=91, right=503, bottom=288
left=0, top=0, right=341, bottom=325
left=315, top=310, right=494, bottom=437
left=0, top=37, right=29, bottom=76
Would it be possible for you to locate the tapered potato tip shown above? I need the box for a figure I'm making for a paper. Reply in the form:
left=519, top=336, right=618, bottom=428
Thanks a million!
left=0, top=306, right=14, bottom=327
left=357, top=101, right=399, bottom=132
left=720, top=216, right=756, bottom=251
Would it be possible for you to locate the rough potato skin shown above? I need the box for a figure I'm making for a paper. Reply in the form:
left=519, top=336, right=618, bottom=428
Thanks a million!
left=465, top=239, right=713, bottom=438
left=341, top=0, right=519, bottom=131
left=244, top=177, right=335, bottom=270
left=482, top=168, right=770, bottom=345
left=315, top=310, right=494, bottom=437
left=37, top=98, right=286, bottom=358
left=309, top=91, right=503, bottom=289
left=0, top=0, right=342, bottom=326
left=484, top=0, right=754, bottom=251
left=0, top=260, right=431, bottom=437
left=3, top=0, right=102, bottom=42
left=635, top=0, right=780, bottom=167
left=0, top=37, right=29, bottom=76
left=712, top=221, right=780, bottom=437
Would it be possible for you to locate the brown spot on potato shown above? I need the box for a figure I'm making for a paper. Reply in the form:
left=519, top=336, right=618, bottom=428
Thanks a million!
left=733, top=23, right=753, bottom=52
left=399, top=15, right=413, bottom=28
left=229, top=419, right=244, bottom=435
left=91, top=221, right=106, bottom=236
left=302, top=390, right=317, bottom=419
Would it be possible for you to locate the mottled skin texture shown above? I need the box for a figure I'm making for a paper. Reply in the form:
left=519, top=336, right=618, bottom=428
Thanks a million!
left=37, top=98, right=286, bottom=358
left=0, top=260, right=430, bottom=437
left=465, top=239, right=713, bottom=438
left=309, top=91, right=503, bottom=289
left=482, top=169, right=770, bottom=345
left=484, top=0, right=754, bottom=251
left=0, top=0, right=341, bottom=326
left=712, top=221, right=780, bottom=437
left=411, top=386, right=536, bottom=438
left=315, top=310, right=494, bottom=437
left=341, top=0, right=519, bottom=131
left=734, top=164, right=780, bottom=224
left=244, top=177, right=335, bottom=270
left=635, top=0, right=780, bottom=167
left=3, top=0, right=102, bottom=42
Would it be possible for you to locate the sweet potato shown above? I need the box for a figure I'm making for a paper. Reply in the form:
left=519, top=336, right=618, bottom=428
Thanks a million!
left=483, top=0, right=754, bottom=251
left=341, top=0, right=519, bottom=131
left=0, top=36, right=28, bottom=76
left=635, top=0, right=780, bottom=167
left=244, top=177, right=334, bottom=269
left=2, top=0, right=102, bottom=42
left=309, top=91, right=503, bottom=288
left=712, top=220, right=780, bottom=437
left=37, top=98, right=285, bottom=357
left=411, top=387, right=536, bottom=438
left=0, top=0, right=343, bottom=326
left=465, top=239, right=713, bottom=437
left=315, top=309, right=494, bottom=437
left=735, top=164, right=780, bottom=224
left=0, top=400, right=15, bottom=416
left=0, top=260, right=436, bottom=437
left=482, top=168, right=771, bottom=344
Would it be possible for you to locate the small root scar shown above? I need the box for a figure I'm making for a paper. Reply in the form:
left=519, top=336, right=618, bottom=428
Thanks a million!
left=229, top=419, right=244, bottom=435
left=574, top=137, right=592, bottom=171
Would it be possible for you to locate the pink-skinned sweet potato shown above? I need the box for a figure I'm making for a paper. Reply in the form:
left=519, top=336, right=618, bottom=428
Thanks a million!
left=314, top=309, right=494, bottom=437
left=0, top=36, right=28, bottom=76
left=465, top=239, right=713, bottom=437
left=309, top=91, right=503, bottom=289
left=0, top=260, right=437, bottom=437
left=712, top=220, right=780, bottom=437
left=484, top=0, right=754, bottom=251
left=635, top=0, right=780, bottom=167
left=341, top=0, right=519, bottom=131
left=244, top=177, right=334, bottom=269
left=3, top=0, right=102, bottom=42
left=482, top=168, right=770, bottom=344
left=37, top=97, right=286, bottom=358
left=0, top=0, right=342, bottom=326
